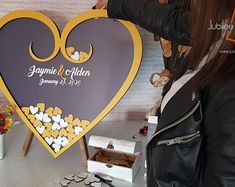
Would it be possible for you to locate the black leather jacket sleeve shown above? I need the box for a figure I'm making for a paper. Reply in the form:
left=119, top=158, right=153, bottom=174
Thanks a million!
left=202, top=78, right=235, bottom=186
left=107, top=0, right=191, bottom=45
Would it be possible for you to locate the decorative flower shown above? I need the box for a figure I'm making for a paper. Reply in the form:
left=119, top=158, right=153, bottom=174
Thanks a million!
left=0, top=113, right=6, bottom=126
left=0, top=105, right=14, bottom=134
left=139, top=126, right=148, bottom=136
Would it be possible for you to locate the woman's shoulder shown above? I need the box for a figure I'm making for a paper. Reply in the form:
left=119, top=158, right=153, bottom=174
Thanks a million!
left=202, top=73, right=235, bottom=113
left=204, top=73, right=235, bottom=95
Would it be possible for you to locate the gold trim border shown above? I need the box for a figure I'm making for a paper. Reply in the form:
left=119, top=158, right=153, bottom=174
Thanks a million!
left=0, top=10, right=142, bottom=158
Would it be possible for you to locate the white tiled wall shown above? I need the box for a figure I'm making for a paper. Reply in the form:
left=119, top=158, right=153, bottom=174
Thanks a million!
left=0, top=0, right=163, bottom=121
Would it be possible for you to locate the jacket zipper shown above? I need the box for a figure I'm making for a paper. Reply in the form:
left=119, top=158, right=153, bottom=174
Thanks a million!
left=157, top=131, right=200, bottom=146
left=149, top=100, right=201, bottom=142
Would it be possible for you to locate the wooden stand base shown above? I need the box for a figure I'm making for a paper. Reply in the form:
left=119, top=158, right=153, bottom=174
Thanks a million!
left=21, top=129, right=89, bottom=167
left=21, top=130, right=34, bottom=157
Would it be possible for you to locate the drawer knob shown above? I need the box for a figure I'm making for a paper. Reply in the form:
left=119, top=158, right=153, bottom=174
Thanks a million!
left=107, top=142, right=114, bottom=149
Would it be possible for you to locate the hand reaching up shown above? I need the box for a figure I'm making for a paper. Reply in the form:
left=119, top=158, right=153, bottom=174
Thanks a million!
left=95, top=0, right=108, bottom=9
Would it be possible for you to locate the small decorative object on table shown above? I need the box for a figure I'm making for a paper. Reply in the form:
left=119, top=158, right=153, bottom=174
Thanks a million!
left=139, top=126, right=148, bottom=137
left=0, top=105, right=14, bottom=159
left=60, top=171, right=114, bottom=187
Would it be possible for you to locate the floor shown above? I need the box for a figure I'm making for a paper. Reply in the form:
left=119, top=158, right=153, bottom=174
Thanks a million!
left=0, top=120, right=156, bottom=187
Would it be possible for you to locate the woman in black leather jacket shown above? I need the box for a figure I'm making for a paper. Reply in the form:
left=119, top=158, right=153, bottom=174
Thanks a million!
left=96, top=0, right=235, bottom=186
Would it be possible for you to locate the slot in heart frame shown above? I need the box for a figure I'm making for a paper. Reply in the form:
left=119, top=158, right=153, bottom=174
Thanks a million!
left=0, top=10, right=142, bottom=157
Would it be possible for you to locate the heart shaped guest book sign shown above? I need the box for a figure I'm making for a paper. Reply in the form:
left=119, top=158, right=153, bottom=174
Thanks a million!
left=0, top=10, right=142, bottom=157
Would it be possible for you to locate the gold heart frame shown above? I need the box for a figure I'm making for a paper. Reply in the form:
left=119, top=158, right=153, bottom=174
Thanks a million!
left=0, top=10, right=142, bottom=158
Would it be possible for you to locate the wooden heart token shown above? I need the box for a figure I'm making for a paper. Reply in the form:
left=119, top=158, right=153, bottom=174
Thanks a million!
left=81, top=120, right=90, bottom=129
left=27, top=114, right=36, bottom=123
left=66, top=124, right=75, bottom=133
left=51, top=130, right=59, bottom=139
left=44, top=123, right=53, bottom=131
left=60, top=179, right=70, bottom=187
left=67, top=133, right=76, bottom=141
left=42, top=129, right=52, bottom=138
left=65, top=114, right=73, bottom=124
left=37, top=103, right=45, bottom=112
left=54, top=107, right=62, bottom=116
left=33, top=119, right=42, bottom=127
left=22, top=107, right=29, bottom=115
left=46, top=107, right=54, bottom=117
left=73, top=118, right=82, bottom=127
left=64, top=173, right=74, bottom=181
left=66, top=47, right=75, bottom=57
left=59, top=129, right=68, bottom=137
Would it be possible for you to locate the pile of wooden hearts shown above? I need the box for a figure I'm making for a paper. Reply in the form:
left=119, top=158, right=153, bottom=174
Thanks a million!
left=22, top=103, right=90, bottom=153
left=60, top=172, right=112, bottom=187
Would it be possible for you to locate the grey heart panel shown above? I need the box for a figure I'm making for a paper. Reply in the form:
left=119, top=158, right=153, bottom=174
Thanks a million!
left=0, top=17, right=134, bottom=121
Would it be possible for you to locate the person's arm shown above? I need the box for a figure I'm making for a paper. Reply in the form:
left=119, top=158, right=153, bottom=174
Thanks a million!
left=107, top=0, right=191, bottom=46
left=202, top=79, right=235, bottom=186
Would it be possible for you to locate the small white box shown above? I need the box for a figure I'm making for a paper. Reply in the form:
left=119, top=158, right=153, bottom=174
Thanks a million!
left=148, top=115, right=158, bottom=124
left=88, top=135, right=142, bottom=183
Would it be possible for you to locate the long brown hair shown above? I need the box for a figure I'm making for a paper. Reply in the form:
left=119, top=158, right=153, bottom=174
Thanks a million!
left=190, top=0, right=235, bottom=87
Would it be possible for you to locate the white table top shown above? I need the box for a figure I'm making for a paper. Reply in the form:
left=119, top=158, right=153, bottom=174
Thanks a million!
left=0, top=121, right=157, bottom=187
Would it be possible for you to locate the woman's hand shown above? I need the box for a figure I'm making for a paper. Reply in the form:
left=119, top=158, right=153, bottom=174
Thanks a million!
left=96, top=0, right=108, bottom=9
